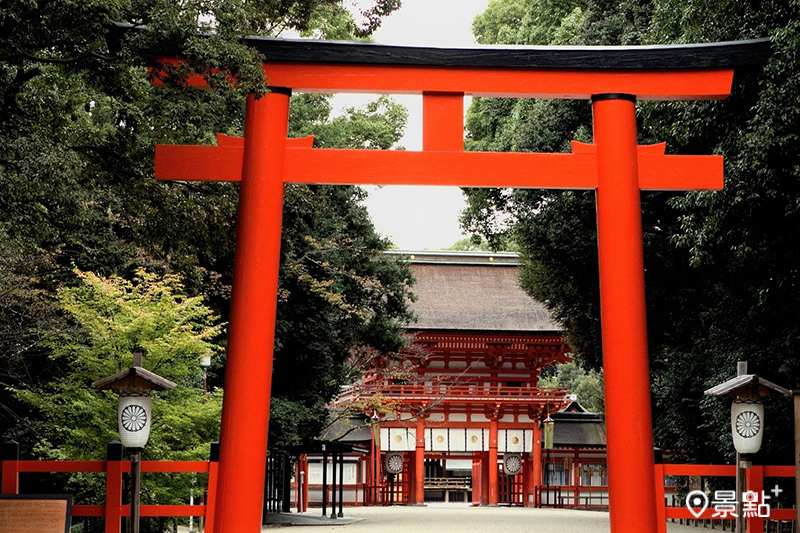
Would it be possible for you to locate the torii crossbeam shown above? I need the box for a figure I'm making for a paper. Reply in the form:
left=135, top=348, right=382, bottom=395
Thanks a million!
left=152, top=36, right=770, bottom=533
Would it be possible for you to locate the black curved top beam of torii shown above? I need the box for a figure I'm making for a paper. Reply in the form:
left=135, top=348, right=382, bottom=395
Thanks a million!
left=127, top=20, right=770, bottom=99
left=239, top=34, right=771, bottom=69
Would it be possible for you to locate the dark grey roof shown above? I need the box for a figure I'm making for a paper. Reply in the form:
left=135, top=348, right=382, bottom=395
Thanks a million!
left=553, top=419, right=606, bottom=447
left=395, top=252, right=560, bottom=332
left=551, top=401, right=606, bottom=447
left=91, top=366, right=176, bottom=392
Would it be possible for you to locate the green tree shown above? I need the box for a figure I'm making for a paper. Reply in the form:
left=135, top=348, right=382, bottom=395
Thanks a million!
left=0, top=0, right=413, bottom=451
left=270, top=94, right=415, bottom=451
left=11, top=269, right=223, bottom=459
left=0, top=0, right=404, bottom=289
left=539, top=360, right=604, bottom=414
left=464, top=0, right=800, bottom=464
left=8, top=269, right=223, bottom=532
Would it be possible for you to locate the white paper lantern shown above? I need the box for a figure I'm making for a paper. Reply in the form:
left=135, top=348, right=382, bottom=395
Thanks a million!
left=731, top=399, right=764, bottom=454
left=118, top=394, right=152, bottom=449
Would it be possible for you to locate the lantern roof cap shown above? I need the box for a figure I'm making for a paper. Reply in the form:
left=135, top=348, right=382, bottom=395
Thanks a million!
left=704, top=374, right=790, bottom=399
left=92, top=366, right=177, bottom=393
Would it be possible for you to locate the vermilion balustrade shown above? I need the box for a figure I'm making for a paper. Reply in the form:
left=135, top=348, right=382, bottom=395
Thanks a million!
left=1, top=441, right=219, bottom=533
left=3, top=439, right=793, bottom=533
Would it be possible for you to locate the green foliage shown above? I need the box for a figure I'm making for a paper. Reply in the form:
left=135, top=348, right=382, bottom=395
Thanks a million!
left=290, top=94, right=408, bottom=150
left=0, top=3, right=411, bottom=529
left=446, top=237, right=492, bottom=252
left=273, top=181, right=415, bottom=451
left=9, top=269, right=224, bottom=518
left=539, top=361, right=604, bottom=413
left=12, top=269, right=224, bottom=460
left=465, top=0, right=800, bottom=463
left=249, top=89, right=415, bottom=453
left=0, top=0, right=411, bottom=454
left=473, top=0, right=584, bottom=46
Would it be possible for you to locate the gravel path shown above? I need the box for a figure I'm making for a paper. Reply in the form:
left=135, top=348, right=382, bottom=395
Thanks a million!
left=263, top=504, right=708, bottom=533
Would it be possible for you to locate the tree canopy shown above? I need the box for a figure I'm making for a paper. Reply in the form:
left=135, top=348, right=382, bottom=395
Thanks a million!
left=0, top=0, right=414, bottom=468
left=464, top=0, right=800, bottom=464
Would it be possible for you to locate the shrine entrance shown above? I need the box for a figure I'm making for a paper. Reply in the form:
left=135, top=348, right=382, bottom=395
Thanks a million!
left=498, top=459, right=526, bottom=506
left=153, top=36, right=770, bottom=533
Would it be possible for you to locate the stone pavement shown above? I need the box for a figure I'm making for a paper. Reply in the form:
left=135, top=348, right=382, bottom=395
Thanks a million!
left=259, top=504, right=706, bottom=533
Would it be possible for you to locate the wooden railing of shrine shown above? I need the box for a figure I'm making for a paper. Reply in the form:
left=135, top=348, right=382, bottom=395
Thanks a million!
left=424, top=476, right=472, bottom=490
left=2, top=441, right=796, bottom=533
left=1, top=441, right=219, bottom=533
left=654, top=463, right=796, bottom=533
left=335, top=383, right=570, bottom=406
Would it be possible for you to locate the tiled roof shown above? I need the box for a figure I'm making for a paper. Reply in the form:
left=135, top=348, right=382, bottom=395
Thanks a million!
left=391, top=251, right=560, bottom=332
left=552, top=402, right=606, bottom=447
left=553, top=419, right=607, bottom=447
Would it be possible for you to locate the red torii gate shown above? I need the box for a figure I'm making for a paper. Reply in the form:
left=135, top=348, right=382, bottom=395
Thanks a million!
left=154, top=37, right=770, bottom=533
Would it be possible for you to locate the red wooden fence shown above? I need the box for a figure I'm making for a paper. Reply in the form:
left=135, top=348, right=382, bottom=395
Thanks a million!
left=1, top=441, right=219, bottom=533
left=655, top=463, right=796, bottom=533
left=1, top=439, right=796, bottom=533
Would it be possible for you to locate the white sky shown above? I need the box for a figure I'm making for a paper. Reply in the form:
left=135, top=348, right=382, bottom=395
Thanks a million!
left=347, top=0, right=491, bottom=250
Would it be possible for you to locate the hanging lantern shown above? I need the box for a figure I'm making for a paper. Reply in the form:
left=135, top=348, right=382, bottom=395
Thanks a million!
left=731, top=398, right=764, bottom=455
left=705, top=362, right=790, bottom=457
left=118, top=393, right=153, bottom=450
left=92, top=351, right=175, bottom=533
left=543, top=415, right=555, bottom=450
left=384, top=452, right=404, bottom=474
left=504, top=453, right=522, bottom=476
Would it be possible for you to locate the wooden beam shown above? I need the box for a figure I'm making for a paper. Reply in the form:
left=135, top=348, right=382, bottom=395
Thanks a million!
left=156, top=144, right=722, bottom=191
left=112, top=23, right=769, bottom=71
left=258, top=63, right=736, bottom=100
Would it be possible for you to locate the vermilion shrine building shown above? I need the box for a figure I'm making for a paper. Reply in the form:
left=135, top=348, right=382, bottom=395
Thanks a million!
left=304, top=251, right=609, bottom=507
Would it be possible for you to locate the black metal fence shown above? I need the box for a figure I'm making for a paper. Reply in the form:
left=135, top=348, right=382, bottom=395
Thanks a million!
left=262, top=453, right=291, bottom=520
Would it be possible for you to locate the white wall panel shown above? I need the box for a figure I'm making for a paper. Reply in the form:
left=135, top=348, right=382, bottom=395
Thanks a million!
left=466, top=428, right=487, bottom=451
left=431, top=428, right=449, bottom=451
left=498, top=429, right=533, bottom=452
left=308, top=462, right=357, bottom=485
left=447, top=428, right=468, bottom=452
left=381, top=427, right=415, bottom=451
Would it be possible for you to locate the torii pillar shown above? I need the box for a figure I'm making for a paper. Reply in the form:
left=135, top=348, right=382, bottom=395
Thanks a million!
left=152, top=36, right=770, bottom=533
left=212, top=89, right=290, bottom=532
left=593, top=93, right=657, bottom=532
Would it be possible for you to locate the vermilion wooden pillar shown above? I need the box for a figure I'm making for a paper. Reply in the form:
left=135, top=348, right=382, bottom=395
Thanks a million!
left=414, top=422, right=425, bottom=505
left=488, top=418, right=499, bottom=505
left=213, top=88, right=290, bottom=533
left=593, top=94, right=658, bottom=533
left=530, top=422, right=543, bottom=506
left=372, top=431, right=382, bottom=504
left=471, top=453, right=482, bottom=506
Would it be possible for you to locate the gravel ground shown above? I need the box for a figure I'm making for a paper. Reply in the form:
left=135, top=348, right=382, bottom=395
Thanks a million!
left=258, top=504, right=710, bottom=533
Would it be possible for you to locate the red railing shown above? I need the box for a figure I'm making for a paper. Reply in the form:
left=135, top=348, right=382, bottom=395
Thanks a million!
left=1, top=441, right=219, bottom=533
left=3, top=439, right=797, bottom=533
left=654, top=463, right=796, bottom=533
left=335, top=383, right=570, bottom=405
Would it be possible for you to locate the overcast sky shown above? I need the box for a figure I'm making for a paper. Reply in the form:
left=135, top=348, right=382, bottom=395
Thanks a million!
left=351, top=0, right=491, bottom=250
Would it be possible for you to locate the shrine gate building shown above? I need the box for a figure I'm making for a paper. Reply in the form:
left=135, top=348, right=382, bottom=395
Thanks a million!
left=312, top=250, right=587, bottom=507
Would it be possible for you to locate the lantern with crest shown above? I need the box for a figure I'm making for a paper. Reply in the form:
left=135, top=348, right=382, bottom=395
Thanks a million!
left=92, top=351, right=175, bottom=533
